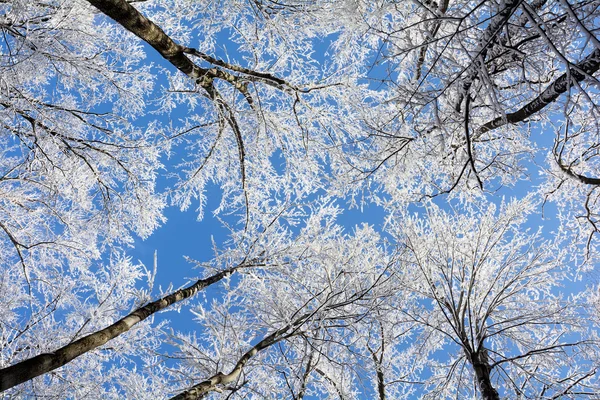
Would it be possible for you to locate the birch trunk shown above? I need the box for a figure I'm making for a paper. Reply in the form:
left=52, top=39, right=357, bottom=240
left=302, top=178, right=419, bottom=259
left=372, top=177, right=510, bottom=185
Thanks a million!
left=0, top=268, right=236, bottom=392
left=85, top=0, right=205, bottom=79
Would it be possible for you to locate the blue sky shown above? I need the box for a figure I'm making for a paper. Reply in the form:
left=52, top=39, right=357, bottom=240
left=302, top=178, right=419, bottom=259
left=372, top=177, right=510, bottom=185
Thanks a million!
left=116, top=10, right=586, bottom=397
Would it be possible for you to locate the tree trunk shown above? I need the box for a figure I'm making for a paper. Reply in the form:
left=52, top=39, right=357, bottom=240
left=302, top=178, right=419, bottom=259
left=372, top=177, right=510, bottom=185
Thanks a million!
left=85, top=0, right=205, bottom=79
left=0, top=268, right=236, bottom=392
left=471, top=352, right=500, bottom=400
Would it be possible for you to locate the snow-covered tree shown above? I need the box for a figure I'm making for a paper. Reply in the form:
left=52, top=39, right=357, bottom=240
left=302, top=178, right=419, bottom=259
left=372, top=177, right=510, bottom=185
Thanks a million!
left=1, top=0, right=167, bottom=394
left=388, top=198, right=598, bottom=399
left=2, top=0, right=600, bottom=398
left=350, top=0, right=600, bottom=249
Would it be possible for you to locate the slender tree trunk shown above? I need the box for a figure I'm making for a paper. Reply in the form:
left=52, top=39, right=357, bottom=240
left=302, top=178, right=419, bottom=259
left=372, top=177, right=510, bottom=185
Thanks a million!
left=0, top=267, right=237, bottom=392
left=369, top=346, right=386, bottom=400
left=455, top=0, right=521, bottom=112
left=297, top=350, right=315, bottom=400
left=375, top=360, right=386, bottom=400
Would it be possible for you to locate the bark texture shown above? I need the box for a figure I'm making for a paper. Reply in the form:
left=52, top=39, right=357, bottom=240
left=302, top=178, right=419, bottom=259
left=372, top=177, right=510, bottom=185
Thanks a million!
left=85, top=0, right=287, bottom=91
left=477, top=49, right=600, bottom=136
left=85, top=0, right=206, bottom=79
left=470, top=350, right=500, bottom=400
left=169, top=322, right=296, bottom=400
left=0, top=268, right=235, bottom=392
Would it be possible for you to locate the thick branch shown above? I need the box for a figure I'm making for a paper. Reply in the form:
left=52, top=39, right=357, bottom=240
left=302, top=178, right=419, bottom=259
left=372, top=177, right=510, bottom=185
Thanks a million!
left=477, top=49, right=600, bottom=136
left=85, top=0, right=206, bottom=79
left=0, top=267, right=239, bottom=392
left=169, top=320, right=301, bottom=400
left=85, top=0, right=294, bottom=92
left=168, top=281, right=381, bottom=399
left=557, top=160, right=600, bottom=185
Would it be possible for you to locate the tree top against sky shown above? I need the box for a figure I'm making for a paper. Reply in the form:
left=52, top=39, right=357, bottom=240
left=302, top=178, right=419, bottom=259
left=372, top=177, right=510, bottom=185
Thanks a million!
left=2, top=0, right=600, bottom=398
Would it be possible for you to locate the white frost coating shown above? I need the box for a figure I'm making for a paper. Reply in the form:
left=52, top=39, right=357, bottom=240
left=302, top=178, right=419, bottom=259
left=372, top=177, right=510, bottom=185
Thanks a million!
left=3, top=0, right=600, bottom=399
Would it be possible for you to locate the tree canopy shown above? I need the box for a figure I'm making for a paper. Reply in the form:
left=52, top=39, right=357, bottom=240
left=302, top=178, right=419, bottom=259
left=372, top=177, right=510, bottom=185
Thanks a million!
left=2, top=0, right=600, bottom=398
